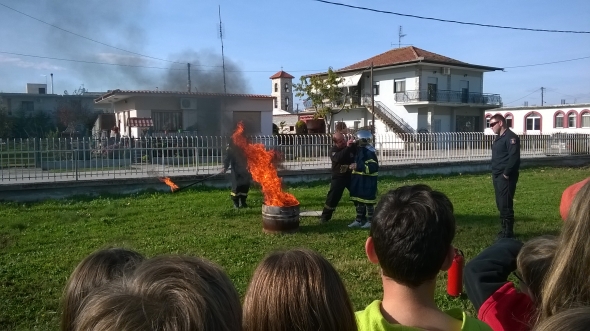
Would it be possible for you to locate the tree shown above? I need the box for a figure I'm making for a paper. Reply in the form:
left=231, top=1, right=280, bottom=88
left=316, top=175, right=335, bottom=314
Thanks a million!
left=0, top=102, right=13, bottom=138
left=55, top=99, right=98, bottom=136
left=294, top=67, right=350, bottom=134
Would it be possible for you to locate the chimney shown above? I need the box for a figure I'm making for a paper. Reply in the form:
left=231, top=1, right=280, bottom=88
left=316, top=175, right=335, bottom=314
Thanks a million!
left=51, top=73, right=54, bottom=94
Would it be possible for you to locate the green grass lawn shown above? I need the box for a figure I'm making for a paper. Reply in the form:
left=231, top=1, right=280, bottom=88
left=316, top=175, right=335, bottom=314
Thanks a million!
left=1, top=166, right=588, bottom=330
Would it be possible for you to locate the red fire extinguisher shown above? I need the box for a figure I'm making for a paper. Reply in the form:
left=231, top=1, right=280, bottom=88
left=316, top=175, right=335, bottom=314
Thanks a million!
left=447, top=248, right=464, bottom=297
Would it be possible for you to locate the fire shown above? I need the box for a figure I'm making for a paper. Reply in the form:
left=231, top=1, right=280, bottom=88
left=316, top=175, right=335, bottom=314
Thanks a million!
left=232, top=122, right=299, bottom=207
left=159, top=177, right=179, bottom=192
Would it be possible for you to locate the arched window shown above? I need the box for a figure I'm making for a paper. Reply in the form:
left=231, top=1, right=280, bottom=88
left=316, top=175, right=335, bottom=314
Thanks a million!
left=505, top=113, right=514, bottom=128
left=524, top=112, right=542, bottom=132
left=566, top=110, right=578, bottom=128
left=274, top=83, right=278, bottom=92
left=485, top=114, right=492, bottom=128
left=581, top=110, right=590, bottom=128
left=284, top=83, right=289, bottom=92
left=554, top=111, right=565, bottom=128
left=274, top=99, right=278, bottom=108
left=285, top=97, right=289, bottom=110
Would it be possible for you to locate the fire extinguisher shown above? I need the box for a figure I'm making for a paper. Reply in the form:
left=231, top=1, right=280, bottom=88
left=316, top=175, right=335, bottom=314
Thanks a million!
left=447, top=248, right=464, bottom=297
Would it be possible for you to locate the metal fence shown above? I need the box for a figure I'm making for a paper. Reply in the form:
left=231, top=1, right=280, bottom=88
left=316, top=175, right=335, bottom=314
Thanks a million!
left=1, top=133, right=589, bottom=183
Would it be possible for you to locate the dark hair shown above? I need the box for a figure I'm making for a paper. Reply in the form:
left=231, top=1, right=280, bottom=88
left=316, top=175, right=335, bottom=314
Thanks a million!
left=371, top=184, right=456, bottom=287
left=74, top=255, right=242, bottom=331
left=243, top=248, right=357, bottom=331
left=60, top=248, right=144, bottom=331
left=490, top=114, right=506, bottom=126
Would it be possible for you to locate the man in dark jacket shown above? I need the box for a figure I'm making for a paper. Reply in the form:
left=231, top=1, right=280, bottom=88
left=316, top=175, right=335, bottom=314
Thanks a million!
left=490, top=114, right=521, bottom=238
left=222, top=141, right=251, bottom=208
left=319, top=132, right=356, bottom=223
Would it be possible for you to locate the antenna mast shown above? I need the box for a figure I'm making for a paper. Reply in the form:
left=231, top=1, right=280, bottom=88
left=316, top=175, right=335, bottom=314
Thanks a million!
left=219, top=5, right=227, bottom=93
left=398, top=26, right=406, bottom=48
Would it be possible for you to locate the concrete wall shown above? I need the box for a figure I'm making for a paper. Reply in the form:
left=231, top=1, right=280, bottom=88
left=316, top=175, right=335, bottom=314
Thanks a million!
left=2, top=155, right=588, bottom=203
left=485, top=105, right=590, bottom=135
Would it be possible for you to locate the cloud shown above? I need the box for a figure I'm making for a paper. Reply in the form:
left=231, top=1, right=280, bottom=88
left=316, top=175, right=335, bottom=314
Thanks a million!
left=0, top=55, right=64, bottom=70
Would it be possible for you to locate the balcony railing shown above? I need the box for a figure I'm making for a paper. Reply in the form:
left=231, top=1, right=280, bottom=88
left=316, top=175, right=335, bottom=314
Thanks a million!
left=394, top=90, right=502, bottom=106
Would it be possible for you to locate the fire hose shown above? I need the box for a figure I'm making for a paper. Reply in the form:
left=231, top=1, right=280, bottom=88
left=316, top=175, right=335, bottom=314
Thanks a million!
left=173, top=171, right=223, bottom=193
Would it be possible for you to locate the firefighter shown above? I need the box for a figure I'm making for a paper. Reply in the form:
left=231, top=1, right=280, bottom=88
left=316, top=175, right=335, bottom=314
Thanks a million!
left=222, top=141, right=251, bottom=208
left=319, top=132, right=356, bottom=223
left=347, top=130, right=379, bottom=229
left=490, top=114, right=521, bottom=238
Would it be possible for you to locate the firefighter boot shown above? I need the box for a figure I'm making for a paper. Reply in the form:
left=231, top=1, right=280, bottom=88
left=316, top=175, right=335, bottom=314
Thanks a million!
left=239, top=196, right=248, bottom=208
left=231, top=196, right=240, bottom=209
left=504, top=219, right=515, bottom=238
left=319, top=207, right=333, bottom=224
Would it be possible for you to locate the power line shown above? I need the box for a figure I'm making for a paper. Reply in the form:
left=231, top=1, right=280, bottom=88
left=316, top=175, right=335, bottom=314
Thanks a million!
left=0, top=51, right=325, bottom=73
left=0, top=2, right=185, bottom=65
left=504, top=89, right=541, bottom=105
left=503, top=55, right=590, bottom=68
left=312, top=0, right=590, bottom=34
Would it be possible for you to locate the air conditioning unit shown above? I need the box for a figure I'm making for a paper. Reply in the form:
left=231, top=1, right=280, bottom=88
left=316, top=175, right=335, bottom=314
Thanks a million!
left=442, top=67, right=451, bottom=75
left=180, top=98, right=197, bottom=109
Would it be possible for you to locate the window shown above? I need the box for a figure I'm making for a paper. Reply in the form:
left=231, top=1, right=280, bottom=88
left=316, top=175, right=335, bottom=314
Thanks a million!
left=274, top=99, right=278, bottom=108
left=21, top=101, right=34, bottom=112
left=285, top=97, right=289, bottom=110
left=274, top=83, right=278, bottom=92
left=505, top=114, right=513, bottom=128
left=394, top=79, right=406, bottom=93
left=526, top=113, right=541, bottom=131
left=152, top=111, right=182, bottom=131
left=284, top=83, right=289, bottom=92
left=38, top=88, right=46, bottom=94
left=373, top=82, right=380, bottom=96
left=289, top=126, right=294, bottom=132
left=485, top=115, right=491, bottom=128
left=555, top=113, right=564, bottom=128
left=582, top=112, right=590, bottom=128
left=354, top=120, right=360, bottom=130
left=568, top=113, right=576, bottom=128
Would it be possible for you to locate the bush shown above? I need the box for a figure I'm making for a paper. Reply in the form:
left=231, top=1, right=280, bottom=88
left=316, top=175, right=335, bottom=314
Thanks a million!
left=295, top=120, right=308, bottom=134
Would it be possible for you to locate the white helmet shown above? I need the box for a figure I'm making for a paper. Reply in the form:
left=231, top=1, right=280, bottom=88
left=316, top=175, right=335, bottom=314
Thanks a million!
left=355, top=130, right=372, bottom=146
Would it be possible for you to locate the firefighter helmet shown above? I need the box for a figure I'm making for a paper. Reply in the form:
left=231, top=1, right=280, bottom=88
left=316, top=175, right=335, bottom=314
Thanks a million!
left=355, top=130, right=372, bottom=146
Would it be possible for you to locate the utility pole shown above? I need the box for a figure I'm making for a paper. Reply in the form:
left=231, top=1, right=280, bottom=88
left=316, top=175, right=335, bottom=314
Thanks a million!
left=187, top=63, right=191, bottom=92
left=219, top=5, right=227, bottom=93
left=541, top=87, right=545, bottom=105
left=371, top=62, right=375, bottom=137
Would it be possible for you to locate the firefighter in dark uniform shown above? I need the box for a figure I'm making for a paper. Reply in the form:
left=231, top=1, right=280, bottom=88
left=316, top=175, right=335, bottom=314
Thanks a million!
left=490, top=114, right=521, bottom=238
left=222, top=141, right=251, bottom=208
left=320, top=132, right=356, bottom=223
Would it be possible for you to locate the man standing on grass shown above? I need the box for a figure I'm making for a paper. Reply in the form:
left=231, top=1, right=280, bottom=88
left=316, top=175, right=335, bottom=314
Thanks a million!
left=222, top=140, right=251, bottom=209
left=490, top=114, right=520, bottom=239
left=319, top=132, right=356, bottom=223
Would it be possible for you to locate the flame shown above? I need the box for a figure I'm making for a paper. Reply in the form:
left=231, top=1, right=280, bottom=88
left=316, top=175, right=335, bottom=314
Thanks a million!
left=232, top=122, right=299, bottom=207
left=159, top=177, right=179, bottom=192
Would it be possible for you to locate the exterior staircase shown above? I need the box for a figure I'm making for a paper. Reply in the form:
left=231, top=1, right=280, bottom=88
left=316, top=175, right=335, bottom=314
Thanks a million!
left=362, top=98, right=415, bottom=139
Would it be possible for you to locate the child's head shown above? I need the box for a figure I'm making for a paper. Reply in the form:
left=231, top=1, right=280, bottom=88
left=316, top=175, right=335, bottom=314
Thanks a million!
left=540, top=180, right=590, bottom=320
left=516, top=235, right=557, bottom=303
left=243, top=248, right=357, bottom=331
left=74, top=254, right=242, bottom=331
left=533, top=307, right=590, bottom=331
left=60, top=247, right=144, bottom=331
left=368, top=184, right=456, bottom=287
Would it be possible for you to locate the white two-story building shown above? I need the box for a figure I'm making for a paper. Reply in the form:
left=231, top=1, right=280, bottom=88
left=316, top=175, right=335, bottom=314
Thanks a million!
left=303, top=46, right=503, bottom=135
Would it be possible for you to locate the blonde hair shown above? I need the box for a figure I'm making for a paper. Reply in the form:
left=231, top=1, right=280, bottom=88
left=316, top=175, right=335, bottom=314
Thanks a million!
left=533, top=307, right=590, bottom=331
left=60, top=247, right=144, bottom=331
left=73, top=255, right=242, bottom=331
left=516, top=235, right=557, bottom=303
left=243, top=248, right=357, bottom=331
left=538, top=180, right=590, bottom=321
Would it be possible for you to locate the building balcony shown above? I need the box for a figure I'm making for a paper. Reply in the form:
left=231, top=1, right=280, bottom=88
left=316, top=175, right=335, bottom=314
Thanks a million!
left=394, top=90, right=502, bottom=106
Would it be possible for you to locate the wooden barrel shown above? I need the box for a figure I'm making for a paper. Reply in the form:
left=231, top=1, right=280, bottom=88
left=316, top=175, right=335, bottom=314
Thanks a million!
left=261, top=204, right=300, bottom=234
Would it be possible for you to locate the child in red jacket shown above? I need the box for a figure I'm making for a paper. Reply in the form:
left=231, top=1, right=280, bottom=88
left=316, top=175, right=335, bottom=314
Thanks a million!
left=464, top=236, right=557, bottom=331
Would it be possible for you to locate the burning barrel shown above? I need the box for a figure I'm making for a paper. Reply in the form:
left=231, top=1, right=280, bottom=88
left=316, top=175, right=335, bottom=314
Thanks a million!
left=261, top=204, right=300, bottom=234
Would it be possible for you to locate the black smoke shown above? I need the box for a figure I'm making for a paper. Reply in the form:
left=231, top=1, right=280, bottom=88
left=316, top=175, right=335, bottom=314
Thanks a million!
left=16, top=0, right=250, bottom=93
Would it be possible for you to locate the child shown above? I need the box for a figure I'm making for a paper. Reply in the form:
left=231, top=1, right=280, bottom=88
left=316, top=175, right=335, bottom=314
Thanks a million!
left=348, top=130, right=378, bottom=229
left=533, top=307, right=590, bottom=331
left=356, top=184, right=492, bottom=331
left=73, top=255, right=242, bottom=331
left=243, top=248, right=357, bottom=331
left=464, top=236, right=557, bottom=331
left=60, top=247, right=144, bottom=331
